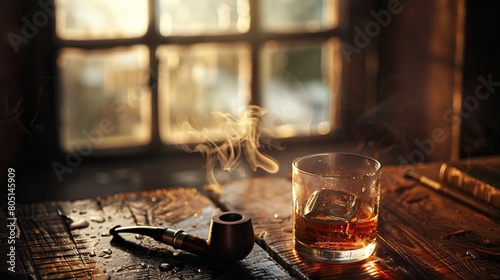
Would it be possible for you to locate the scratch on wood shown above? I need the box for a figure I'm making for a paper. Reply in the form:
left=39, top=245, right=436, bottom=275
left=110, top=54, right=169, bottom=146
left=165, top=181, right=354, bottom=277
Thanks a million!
left=406, top=195, right=430, bottom=204
left=440, top=229, right=472, bottom=239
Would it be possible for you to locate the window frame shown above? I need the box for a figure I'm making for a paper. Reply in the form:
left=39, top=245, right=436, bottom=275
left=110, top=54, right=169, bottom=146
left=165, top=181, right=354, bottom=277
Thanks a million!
left=52, top=0, right=355, bottom=156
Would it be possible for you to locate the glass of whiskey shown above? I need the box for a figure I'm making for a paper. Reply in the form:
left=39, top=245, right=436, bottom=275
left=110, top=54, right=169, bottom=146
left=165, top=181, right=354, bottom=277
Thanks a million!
left=292, top=152, right=381, bottom=263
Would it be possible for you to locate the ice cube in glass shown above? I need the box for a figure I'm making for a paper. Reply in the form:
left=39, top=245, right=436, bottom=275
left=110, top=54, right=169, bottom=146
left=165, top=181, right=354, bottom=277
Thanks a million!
left=304, top=189, right=361, bottom=222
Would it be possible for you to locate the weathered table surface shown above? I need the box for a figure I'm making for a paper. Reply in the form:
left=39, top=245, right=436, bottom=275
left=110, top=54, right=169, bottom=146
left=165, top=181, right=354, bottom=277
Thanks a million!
left=1, top=160, right=500, bottom=279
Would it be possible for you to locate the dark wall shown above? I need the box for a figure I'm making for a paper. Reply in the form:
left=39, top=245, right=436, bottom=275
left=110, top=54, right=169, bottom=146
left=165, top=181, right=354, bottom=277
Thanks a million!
left=460, top=1, right=500, bottom=158
left=1, top=1, right=58, bottom=200
left=367, top=0, right=500, bottom=162
left=1, top=1, right=23, bottom=175
left=365, top=1, right=461, bottom=163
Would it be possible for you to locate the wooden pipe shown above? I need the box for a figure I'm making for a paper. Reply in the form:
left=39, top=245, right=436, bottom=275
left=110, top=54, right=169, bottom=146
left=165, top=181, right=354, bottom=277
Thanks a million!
left=110, top=211, right=254, bottom=262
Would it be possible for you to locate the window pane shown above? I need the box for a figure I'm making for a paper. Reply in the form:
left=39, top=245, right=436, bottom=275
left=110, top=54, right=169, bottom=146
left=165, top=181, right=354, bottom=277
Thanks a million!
left=260, top=39, right=341, bottom=137
left=58, top=46, right=151, bottom=151
left=158, top=0, right=250, bottom=36
left=260, top=0, right=340, bottom=33
left=55, top=0, right=148, bottom=40
left=157, top=43, right=251, bottom=144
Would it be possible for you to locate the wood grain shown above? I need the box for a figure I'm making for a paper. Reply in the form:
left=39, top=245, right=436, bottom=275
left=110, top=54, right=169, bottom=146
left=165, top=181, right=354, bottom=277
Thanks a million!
left=4, top=187, right=291, bottom=279
left=3, top=162, right=500, bottom=279
left=215, top=167, right=500, bottom=279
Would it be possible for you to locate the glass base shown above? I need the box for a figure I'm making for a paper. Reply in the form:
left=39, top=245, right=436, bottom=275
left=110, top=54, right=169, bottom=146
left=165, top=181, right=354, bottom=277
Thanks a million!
left=294, top=239, right=376, bottom=263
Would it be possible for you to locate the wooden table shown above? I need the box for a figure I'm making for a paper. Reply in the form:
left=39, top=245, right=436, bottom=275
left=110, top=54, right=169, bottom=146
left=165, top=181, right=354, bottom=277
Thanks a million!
left=1, top=160, right=500, bottom=279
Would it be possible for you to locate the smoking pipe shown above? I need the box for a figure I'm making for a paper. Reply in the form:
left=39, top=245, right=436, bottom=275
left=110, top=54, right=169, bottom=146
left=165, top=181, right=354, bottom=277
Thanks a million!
left=109, top=211, right=254, bottom=262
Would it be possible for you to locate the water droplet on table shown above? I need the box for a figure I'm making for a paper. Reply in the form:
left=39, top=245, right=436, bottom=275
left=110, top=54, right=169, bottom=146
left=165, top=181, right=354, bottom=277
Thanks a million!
left=466, top=248, right=500, bottom=260
left=102, top=248, right=112, bottom=255
left=159, top=263, right=174, bottom=272
left=69, top=220, right=90, bottom=230
left=99, top=248, right=113, bottom=257
left=159, top=262, right=185, bottom=273
left=115, top=263, right=148, bottom=273
left=90, top=216, right=106, bottom=223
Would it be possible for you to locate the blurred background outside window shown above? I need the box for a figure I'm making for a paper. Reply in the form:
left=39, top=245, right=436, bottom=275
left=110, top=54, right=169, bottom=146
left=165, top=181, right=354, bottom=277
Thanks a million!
left=55, top=0, right=343, bottom=152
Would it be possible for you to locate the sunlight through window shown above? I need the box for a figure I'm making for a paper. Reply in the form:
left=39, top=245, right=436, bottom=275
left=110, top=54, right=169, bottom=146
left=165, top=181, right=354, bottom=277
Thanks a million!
left=55, top=0, right=343, bottom=152
left=58, top=46, right=151, bottom=151
left=157, top=43, right=251, bottom=144
left=55, top=0, right=148, bottom=39
left=158, top=0, right=250, bottom=36
left=261, top=39, right=341, bottom=137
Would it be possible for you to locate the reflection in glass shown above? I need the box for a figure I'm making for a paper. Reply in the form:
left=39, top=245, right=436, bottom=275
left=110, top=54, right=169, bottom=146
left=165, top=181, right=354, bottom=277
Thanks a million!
left=260, top=39, right=341, bottom=137
left=157, top=43, right=251, bottom=144
left=260, top=0, right=340, bottom=33
left=55, top=0, right=148, bottom=39
left=58, top=46, right=151, bottom=151
left=158, top=0, right=250, bottom=36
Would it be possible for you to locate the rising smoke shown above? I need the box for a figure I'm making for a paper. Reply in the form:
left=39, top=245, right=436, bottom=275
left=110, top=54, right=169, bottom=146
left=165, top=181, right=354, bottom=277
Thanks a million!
left=176, top=105, right=280, bottom=185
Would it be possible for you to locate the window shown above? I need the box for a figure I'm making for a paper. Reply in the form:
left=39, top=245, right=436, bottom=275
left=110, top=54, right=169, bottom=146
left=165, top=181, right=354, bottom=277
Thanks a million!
left=55, top=0, right=344, bottom=152
left=58, top=46, right=151, bottom=151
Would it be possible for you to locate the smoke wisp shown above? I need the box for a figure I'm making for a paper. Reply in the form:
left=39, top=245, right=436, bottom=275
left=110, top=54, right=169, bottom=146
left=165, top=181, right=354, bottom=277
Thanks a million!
left=176, top=105, right=280, bottom=185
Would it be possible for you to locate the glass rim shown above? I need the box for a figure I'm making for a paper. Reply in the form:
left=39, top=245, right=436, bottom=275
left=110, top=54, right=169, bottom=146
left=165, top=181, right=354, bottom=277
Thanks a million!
left=292, top=152, right=382, bottom=179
